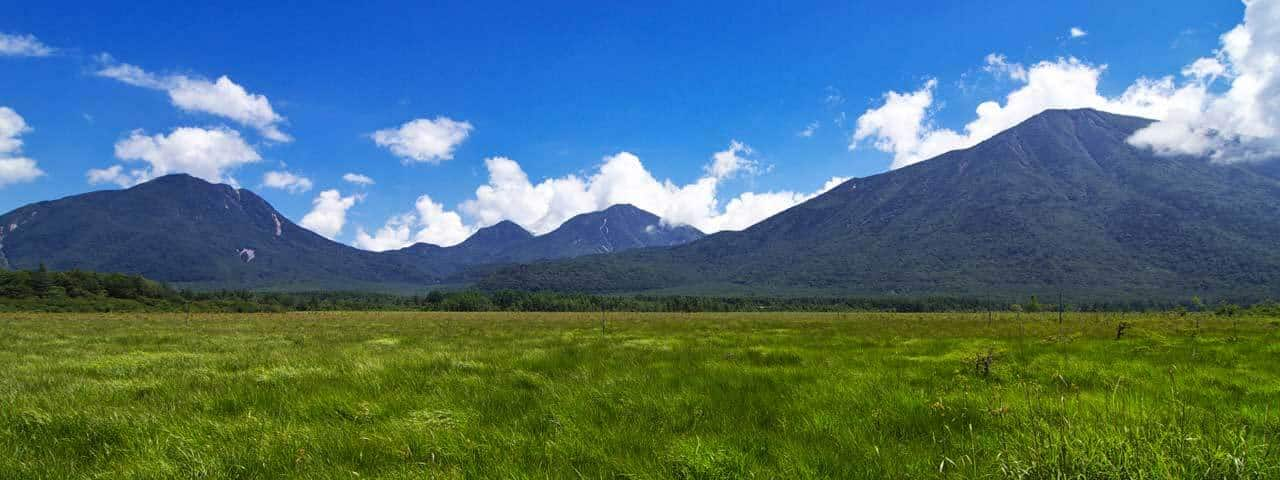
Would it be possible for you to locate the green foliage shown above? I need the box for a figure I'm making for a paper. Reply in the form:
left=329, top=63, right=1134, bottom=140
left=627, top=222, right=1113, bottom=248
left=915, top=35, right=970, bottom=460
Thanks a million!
left=5, top=268, right=1279, bottom=315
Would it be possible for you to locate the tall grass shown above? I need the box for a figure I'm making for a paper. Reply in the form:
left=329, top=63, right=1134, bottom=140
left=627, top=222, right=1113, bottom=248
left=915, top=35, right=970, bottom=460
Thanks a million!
left=0, top=312, right=1277, bottom=478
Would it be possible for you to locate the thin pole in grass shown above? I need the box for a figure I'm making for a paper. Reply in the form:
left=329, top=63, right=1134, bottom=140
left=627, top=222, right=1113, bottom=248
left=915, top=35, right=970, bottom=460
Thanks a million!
left=1058, top=291, right=1064, bottom=325
left=1013, top=300, right=1024, bottom=338
left=986, top=294, right=993, bottom=332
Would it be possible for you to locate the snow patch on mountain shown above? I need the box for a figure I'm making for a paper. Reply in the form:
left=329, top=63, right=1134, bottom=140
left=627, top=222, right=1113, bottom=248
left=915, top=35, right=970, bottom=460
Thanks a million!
left=597, top=218, right=614, bottom=253
left=236, top=248, right=256, bottom=263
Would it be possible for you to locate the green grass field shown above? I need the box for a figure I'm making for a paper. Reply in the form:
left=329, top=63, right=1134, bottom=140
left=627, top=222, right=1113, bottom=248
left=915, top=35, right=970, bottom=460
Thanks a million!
left=1, top=312, right=1278, bottom=478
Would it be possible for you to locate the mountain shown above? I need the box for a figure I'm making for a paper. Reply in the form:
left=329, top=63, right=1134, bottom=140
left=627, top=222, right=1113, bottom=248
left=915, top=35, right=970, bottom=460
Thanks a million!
left=479, top=109, right=1280, bottom=300
left=400, top=204, right=703, bottom=269
left=0, top=175, right=704, bottom=290
left=398, top=220, right=535, bottom=265
left=0, top=174, right=438, bottom=290
left=498, top=204, right=704, bottom=262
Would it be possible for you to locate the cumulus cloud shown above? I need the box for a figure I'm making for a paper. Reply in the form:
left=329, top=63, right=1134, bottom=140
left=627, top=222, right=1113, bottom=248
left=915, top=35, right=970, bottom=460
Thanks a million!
left=0, top=32, right=54, bottom=57
left=354, top=195, right=473, bottom=250
left=1070, top=27, right=1088, bottom=38
left=0, top=107, right=31, bottom=155
left=0, top=158, right=43, bottom=187
left=88, top=127, right=261, bottom=186
left=372, top=117, right=473, bottom=164
left=342, top=172, right=375, bottom=186
left=459, top=155, right=596, bottom=234
left=353, top=214, right=416, bottom=251
left=851, top=78, right=961, bottom=169
left=95, top=57, right=291, bottom=142
left=705, top=140, right=759, bottom=179
left=261, top=170, right=313, bottom=194
left=1129, top=0, right=1280, bottom=163
left=355, top=142, right=848, bottom=250
left=853, top=56, right=1204, bottom=168
left=300, top=189, right=362, bottom=239
left=852, top=2, right=1280, bottom=169
left=0, top=107, right=45, bottom=187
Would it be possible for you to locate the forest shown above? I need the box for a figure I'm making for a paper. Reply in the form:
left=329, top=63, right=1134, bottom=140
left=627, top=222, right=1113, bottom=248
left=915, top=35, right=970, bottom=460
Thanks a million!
left=2, top=266, right=1277, bottom=314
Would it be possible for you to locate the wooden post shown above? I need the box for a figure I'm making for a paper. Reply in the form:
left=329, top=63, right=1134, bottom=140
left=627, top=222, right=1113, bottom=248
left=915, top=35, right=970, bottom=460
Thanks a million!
left=1058, top=292, right=1064, bottom=324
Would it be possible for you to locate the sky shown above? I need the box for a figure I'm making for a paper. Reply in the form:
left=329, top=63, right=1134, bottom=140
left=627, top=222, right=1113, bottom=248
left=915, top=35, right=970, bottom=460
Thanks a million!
left=1, top=0, right=1274, bottom=250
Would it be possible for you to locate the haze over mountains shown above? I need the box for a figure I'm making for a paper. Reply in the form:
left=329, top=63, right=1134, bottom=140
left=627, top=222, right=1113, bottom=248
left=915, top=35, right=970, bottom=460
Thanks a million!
left=2, top=108, right=1279, bottom=299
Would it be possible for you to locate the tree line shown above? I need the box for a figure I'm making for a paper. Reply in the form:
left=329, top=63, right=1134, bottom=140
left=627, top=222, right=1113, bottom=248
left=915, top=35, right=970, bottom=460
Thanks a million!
left=2, top=266, right=1276, bottom=314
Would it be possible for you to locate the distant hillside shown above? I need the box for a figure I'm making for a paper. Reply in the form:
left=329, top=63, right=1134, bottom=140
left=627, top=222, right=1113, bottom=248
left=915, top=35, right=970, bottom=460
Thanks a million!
left=479, top=109, right=1280, bottom=301
left=0, top=175, right=703, bottom=290
left=399, top=204, right=702, bottom=269
left=0, top=175, right=438, bottom=290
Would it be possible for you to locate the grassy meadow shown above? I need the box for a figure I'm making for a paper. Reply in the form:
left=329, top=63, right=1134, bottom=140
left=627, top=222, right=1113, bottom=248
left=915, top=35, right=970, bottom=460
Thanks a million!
left=1, top=311, right=1278, bottom=478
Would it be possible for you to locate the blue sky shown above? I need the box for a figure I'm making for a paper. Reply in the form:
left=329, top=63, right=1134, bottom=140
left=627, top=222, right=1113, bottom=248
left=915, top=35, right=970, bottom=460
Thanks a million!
left=0, top=1, right=1254, bottom=248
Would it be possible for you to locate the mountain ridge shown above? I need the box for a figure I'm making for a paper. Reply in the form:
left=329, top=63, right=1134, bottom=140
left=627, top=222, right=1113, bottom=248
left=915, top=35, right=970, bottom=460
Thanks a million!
left=0, top=174, right=704, bottom=290
left=400, top=203, right=703, bottom=268
left=477, top=108, right=1280, bottom=300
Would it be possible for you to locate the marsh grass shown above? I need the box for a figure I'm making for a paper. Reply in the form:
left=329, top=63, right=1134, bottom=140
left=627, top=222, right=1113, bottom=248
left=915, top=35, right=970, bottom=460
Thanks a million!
left=0, top=311, right=1277, bottom=478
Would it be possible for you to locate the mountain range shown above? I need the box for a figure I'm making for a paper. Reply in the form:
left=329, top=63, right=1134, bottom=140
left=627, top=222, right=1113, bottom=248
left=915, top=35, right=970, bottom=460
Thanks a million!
left=0, top=175, right=702, bottom=290
left=478, top=109, right=1280, bottom=300
left=3, top=108, right=1279, bottom=300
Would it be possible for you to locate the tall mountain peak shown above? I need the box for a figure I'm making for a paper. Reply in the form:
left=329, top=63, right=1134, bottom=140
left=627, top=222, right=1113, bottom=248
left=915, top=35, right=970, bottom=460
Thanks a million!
left=481, top=109, right=1280, bottom=300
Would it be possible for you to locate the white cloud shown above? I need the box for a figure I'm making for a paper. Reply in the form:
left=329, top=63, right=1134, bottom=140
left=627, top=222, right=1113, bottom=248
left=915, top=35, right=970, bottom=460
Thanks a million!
left=0, top=107, right=44, bottom=187
left=798, top=121, right=820, bottom=138
left=853, top=56, right=1202, bottom=169
left=356, top=143, right=848, bottom=250
left=852, top=78, right=964, bottom=169
left=354, top=194, right=474, bottom=251
left=261, top=170, right=314, bottom=194
left=983, top=54, right=1027, bottom=81
left=413, top=195, right=473, bottom=246
left=342, top=172, right=375, bottom=186
left=372, top=117, right=473, bottom=164
left=1182, top=57, right=1226, bottom=81
left=460, top=146, right=836, bottom=234
left=0, top=107, right=31, bottom=155
left=1130, top=0, right=1280, bottom=163
left=0, top=158, right=43, bottom=187
left=1070, top=27, right=1088, bottom=38
left=95, top=57, right=291, bottom=142
left=89, top=127, right=261, bottom=186
left=853, top=3, right=1280, bottom=169
left=354, top=214, right=415, bottom=251
left=0, top=33, right=54, bottom=57
left=705, top=140, right=758, bottom=179
left=86, top=165, right=145, bottom=188
left=300, top=189, right=361, bottom=239
left=459, top=156, right=595, bottom=234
